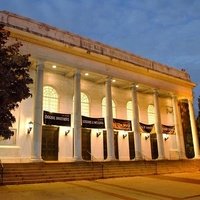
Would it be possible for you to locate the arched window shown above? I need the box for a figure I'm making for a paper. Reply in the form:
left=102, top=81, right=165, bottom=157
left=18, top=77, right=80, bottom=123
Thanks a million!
left=148, top=105, right=155, bottom=124
left=102, top=97, right=116, bottom=118
left=43, top=86, right=59, bottom=112
left=81, top=92, right=89, bottom=116
left=127, top=101, right=141, bottom=120
left=127, top=101, right=133, bottom=120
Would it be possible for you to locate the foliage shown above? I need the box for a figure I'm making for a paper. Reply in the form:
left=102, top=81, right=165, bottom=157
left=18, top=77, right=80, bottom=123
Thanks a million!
left=179, top=101, right=194, bottom=158
left=196, top=97, right=200, bottom=143
left=0, top=24, right=33, bottom=139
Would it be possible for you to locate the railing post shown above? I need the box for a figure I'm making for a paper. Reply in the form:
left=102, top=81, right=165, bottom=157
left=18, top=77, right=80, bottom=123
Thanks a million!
left=0, top=160, right=3, bottom=185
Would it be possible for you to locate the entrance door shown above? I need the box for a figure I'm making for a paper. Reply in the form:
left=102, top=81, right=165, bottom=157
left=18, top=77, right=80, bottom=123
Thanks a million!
left=82, top=128, right=91, bottom=160
left=114, top=131, right=119, bottom=159
left=150, top=133, right=158, bottom=159
left=128, top=132, right=135, bottom=159
left=103, top=131, right=107, bottom=160
left=42, top=126, right=59, bottom=161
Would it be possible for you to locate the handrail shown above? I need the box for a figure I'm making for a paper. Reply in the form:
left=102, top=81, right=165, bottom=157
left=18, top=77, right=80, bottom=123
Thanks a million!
left=86, top=151, right=98, bottom=162
left=86, top=151, right=104, bottom=178
left=141, top=154, right=152, bottom=161
left=0, top=160, right=3, bottom=185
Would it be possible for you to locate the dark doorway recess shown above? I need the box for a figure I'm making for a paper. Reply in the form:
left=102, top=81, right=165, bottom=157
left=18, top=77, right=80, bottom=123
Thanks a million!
left=150, top=133, right=158, bottom=159
left=128, top=132, right=135, bottom=159
left=114, top=131, right=119, bottom=159
left=42, top=126, right=59, bottom=161
left=179, top=100, right=194, bottom=158
left=82, top=128, right=91, bottom=160
left=103, top=131, right=107, bottom=160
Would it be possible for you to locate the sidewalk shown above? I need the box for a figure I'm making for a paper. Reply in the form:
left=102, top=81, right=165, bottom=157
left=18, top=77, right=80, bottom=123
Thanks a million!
left=1, top=172, right=200, bottom=200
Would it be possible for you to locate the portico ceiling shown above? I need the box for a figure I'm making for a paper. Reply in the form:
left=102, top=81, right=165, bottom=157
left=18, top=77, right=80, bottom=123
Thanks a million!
left=30, top=59, right=172, bottom=98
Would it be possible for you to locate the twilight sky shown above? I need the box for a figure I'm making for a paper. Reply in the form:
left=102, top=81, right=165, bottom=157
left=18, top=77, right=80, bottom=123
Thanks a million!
left=1, top=0, right=200, bottom=113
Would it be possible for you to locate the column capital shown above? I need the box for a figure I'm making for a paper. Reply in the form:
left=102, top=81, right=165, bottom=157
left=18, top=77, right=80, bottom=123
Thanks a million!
left=74, top=69, right=81, bottom=75
left=171, top=93, right=177, bottom=98
left=36, top=59, right=45, bottom=65
left=36, top=60, right=44, bottom=71
left=131, top=82, right=138, bottom=88
left=152, top=88, right=159, bottom=94
left=187, top=97, right=194, bottom=103
left=105, top=76, right=112, bottom=82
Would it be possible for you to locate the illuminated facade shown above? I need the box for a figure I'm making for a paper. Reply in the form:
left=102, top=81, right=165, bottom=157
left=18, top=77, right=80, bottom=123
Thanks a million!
left=0, top=11, right=199, bottom=163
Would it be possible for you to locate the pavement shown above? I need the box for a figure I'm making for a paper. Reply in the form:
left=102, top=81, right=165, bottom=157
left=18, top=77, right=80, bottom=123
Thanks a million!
left=1, top=172, right=200, bottom=200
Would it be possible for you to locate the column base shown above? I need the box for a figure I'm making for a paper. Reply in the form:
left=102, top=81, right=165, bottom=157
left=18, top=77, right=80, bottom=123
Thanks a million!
left=193, top=155, right=200, bottom=159
left=156, top=156, right=166, bottom=160
left=177, top=151, right=187, bottom=160
left=31, top=157, right=44, bottom=162
left=105, top=156, right=117, bottom=161
left=133, top=157, right=143, bottom=161
left=179, top=156, right=187, bottom=160
left=71, top=156, right=83, bottom=162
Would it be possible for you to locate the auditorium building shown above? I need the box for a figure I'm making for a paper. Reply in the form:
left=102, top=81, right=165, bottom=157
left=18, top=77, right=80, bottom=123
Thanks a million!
left=0, top=11, right=199, bottom=163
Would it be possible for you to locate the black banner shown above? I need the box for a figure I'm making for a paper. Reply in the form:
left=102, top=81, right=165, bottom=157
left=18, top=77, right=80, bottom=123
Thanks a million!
left=82, top=116, right=105, bottom=129
left=113, top=118, right=132, bottom=131
left=162, top=124, right=175, bottom=134
left=43, top=111, right=71, bottom=126
left=139, top=122, right=154, bottom=133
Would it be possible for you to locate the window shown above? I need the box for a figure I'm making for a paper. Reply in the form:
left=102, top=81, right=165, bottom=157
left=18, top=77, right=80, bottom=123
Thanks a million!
left=126, top=101, right=140, bottom=120
left=126, top=101, right=132, bottom=120
left=43, top=86, right=58, bottom=112
left=148, top=105, right=155, bottom=124
left=102, top=97, right=116, bottom=118
left=81, top=92, right=89, bottom=116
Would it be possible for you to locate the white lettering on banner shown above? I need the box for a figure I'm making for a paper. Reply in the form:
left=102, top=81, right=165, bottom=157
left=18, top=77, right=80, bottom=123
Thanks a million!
left=44, top=114, right=70, bottom=121
left=82, top=120, right=104, bottom=125
left=45, top=114, right=55, bottom=120
left=83, top=120, right=92, bottom=124
left=56, top=116, right=69, bottom=121
left=93, top=121, right=104, bottom=125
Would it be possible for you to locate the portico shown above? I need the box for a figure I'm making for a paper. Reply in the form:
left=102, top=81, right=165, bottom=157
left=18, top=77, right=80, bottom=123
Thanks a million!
left=0, top=11, right=199, bottom=163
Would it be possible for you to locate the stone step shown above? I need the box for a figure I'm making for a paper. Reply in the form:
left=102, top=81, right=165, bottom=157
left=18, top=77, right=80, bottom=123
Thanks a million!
left=2, top=160, right=200, bottom=185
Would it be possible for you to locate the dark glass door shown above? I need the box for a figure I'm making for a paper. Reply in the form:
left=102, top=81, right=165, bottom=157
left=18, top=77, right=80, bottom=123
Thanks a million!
left=82, top=128, right=91, bottom=160
left=114, top=131, right=119, bottom=159
left=42, top=126, right=59, bottom=161
left=150, top=133, right=158, bottom=159
left=128, top=132, right=135, bottom=159
left=103, top=131, right=107, bottom=160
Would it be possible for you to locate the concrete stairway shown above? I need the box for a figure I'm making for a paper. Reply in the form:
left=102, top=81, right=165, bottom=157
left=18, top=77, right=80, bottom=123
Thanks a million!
left=1, top=160, right=200, bottom=185
left=2, top=162, right=103, bottom=185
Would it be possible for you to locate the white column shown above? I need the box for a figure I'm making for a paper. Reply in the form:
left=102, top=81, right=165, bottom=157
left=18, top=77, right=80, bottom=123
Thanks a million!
left=153, top=89, right=165, bottom=159
left=172, top=95, right=186, bottom=159
left=31, top=60, right=44, bottom=161
left=73, top=70, right=82, bottom=161
left=188, top=99, right=200, bottom=159
left=105, top=77, right=115, bottom=160
left=131, top=83, right=142, bottom=160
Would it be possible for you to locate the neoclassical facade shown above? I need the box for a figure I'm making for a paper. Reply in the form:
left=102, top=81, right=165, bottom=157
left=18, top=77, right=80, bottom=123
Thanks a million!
left=0, top=11, right=199, bottom=163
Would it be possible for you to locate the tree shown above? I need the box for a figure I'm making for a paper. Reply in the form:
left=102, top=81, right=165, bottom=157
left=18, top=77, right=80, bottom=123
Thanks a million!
left=0, top=24, right=33, bottom=139
left=179, top=100, right=194, bottom=158
left=196, top=97, right=200, bottom=143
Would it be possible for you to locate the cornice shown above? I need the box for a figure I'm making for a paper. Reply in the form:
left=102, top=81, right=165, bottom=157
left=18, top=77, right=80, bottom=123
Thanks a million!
left=9, top=28, right=195, bottom=89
